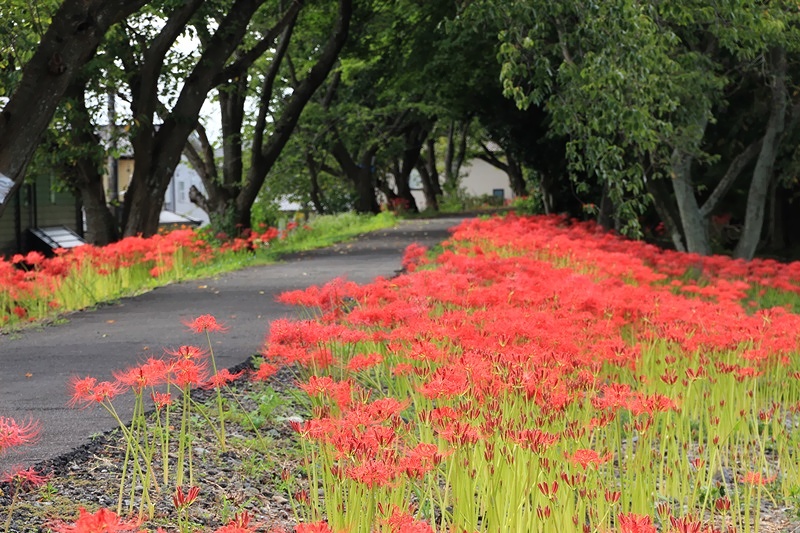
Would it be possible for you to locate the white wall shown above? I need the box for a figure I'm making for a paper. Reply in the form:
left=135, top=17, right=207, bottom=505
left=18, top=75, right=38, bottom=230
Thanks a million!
left=164, top=160, right=210, bottom=225
left=409, top=158, right=511, bottom=211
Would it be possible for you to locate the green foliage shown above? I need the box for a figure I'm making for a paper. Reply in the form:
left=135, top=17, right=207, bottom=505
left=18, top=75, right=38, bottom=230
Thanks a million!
left=461, top=0, right=800, bottom=239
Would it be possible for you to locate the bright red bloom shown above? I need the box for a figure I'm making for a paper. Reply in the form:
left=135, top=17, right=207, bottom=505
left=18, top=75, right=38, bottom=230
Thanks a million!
left=203, top=368, right=245, bottom=389
left=165, top=345, right=207, bottom=360
left=172, top=485, right=200, bottom=509
left=113, top=358, right=169, bottom=391
left=0, top=466, right=51, bottom=490
left=294, top=522, right=334, bottom=533
left=384, top=504, right=434, bottom=532
left=48, top=507, right=142, bottom=532
left=0, top=416, right=40, bottom=452
left=251, top=360, right=278, bottom=381
left=169, top=358, right=209, bottom=388
left=151, top=391, right=173, bottom=409
left=185, top=314, right=228, bottom=334
left=214, top=511, right=257, bottom=533
left=567, top=448, right=612, bottom=469
left=739, top=471, right=776, bottom=486
left=68, top=377, right=125, bottom=408
left=616, top=513, right=656, bottom=533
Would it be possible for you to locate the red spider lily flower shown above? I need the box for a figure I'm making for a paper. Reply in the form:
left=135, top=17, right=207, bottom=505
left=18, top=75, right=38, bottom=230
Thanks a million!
left=739, top=471, right=776, bottom=486
left=0, top=466, right=51, bottom=490
left=185, top=314, right=228, bottom=334
left=567, top=448, right=613, bottom=469
left=202, top=368, right=245, bottom=389
left=169, top=358, right=209, bottom=388
left=345, top=352, right=384, bottom=372
left=294, top=521, right=334, bottom=533
left=715, top=497, right=731, bottom=511
left=251, top=360, right=278, bottom=381
left=172, top=485, right=200, bottom=510
left=383, top=504, right=434, bottom=532
left=668, top=515, right=703, bottom=533
left=48, top=507, right=142, bottom=532
left=68, top=377, right=125, bottom=408
left=165, top=345, right=207, bottom=361
left=214, top=511, right=258, bottom=533
left=399, top=443, right=447, bottom=479
left=151, top=391, right=173, bottom=409
left=113, top=358, right=169, bottom=391
left=616, top=513, right=656, bottom=533
left=0, top=416, right=40, bottom=452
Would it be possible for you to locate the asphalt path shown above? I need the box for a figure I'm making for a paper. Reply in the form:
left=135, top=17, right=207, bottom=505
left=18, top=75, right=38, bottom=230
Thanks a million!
left=0, top=215, right=465, bottom=472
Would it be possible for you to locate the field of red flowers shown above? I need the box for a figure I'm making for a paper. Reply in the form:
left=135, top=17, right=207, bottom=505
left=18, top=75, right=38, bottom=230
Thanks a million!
left=4, top=213, right=800, bottom=532
left=263, top=214, right=800, bottom=532
left=0, top=225, right=285, bottom=329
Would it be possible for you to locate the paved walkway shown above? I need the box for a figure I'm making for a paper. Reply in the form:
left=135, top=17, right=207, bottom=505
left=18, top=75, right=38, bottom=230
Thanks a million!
left=0, top=216, right=465, bottom=471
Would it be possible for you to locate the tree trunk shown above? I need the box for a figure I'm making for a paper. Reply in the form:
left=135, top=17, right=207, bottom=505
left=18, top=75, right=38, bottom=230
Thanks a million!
left=444, top=120, right=468, bottom=192
left=734, top=47, right=787, bottom=260
left=235, top=0, right=352, bottom=229
left=506, top=153, right=527, bottom=197
left=122, top=0, right=271, bottom=237
left=671, top=149, right=711, bottom=255
left=646, top=175, right=685, bottom=252
left=423, top=137, right=443, bottom=197
left=416, top=159, right=439, bottom=211
left=305, top=152, right=327, bottom=215
left=597, top=182, right=615, bottom=231
left=0, top=0, right=148, bottom=217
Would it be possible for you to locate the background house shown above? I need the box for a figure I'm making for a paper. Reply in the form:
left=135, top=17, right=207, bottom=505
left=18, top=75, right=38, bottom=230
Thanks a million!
left=0, top=176, right=83, bottom=256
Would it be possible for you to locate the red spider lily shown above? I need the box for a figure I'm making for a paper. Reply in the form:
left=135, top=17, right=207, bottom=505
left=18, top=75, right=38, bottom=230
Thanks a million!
left=151, top=391, right=173, bottom=409
left=172, top=485, right=200, bottom=509
left=0, top=416, right=40, bottom=451
left=567, top=448, right=613, bottom=469
left=68, top=377, right=125, bottom=408
left=202, top=368, right=245, bottom=389
left=668, top=515, right=704, bottom=533
left=383, top=504, right=434, bottom=532
left=112, top=358, right=169, bottom=391
left=345, top=352, right=384, bottom=372
left=48, top=507, right=142, bottom=532
left=169, top=358, right=209, bottom=388
left=213, top=511, right=258, bottom=533
left=616, top=512, right=656, bottom=533
left=165, top=345, right=207, bottom=360
left=0, top=466, right=51, bottom=490
left=185, top=314, right=228, bottom=334
left=294, top=521, right=334, bottom=533
left=251, top=360, right=279, bottom=381
left=739, top=471, right=777, bottom=486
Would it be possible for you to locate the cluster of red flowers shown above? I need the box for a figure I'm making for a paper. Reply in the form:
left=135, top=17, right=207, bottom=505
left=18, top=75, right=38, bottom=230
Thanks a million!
left=257, top=214, right=800, bottom=531
left=0, top=223, right=298, bottom=327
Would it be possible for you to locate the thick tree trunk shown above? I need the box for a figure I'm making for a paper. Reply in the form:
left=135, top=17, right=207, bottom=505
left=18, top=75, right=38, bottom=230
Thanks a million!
left=734, top=47, right=787, bottom=260
left=122, top=0, right=272, bottom=237
left=671, top=150, right=711, bottom=255
left=0, top=0, right=148, bottom=217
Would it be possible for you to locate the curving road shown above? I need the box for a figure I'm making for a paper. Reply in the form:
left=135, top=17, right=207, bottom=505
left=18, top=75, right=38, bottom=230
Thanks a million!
left=0, top=216, right=465, bottom=472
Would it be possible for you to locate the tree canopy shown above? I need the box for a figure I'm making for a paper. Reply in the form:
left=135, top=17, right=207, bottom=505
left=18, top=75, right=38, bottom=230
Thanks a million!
left=2, top=0, right=800, bottom=259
